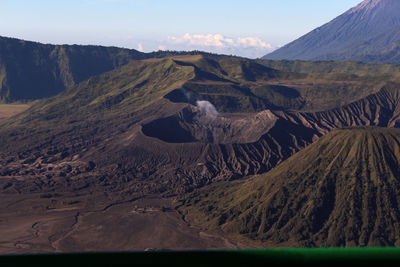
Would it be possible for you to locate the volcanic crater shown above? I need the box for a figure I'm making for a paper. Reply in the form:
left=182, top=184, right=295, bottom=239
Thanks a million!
left=142, top=106, right=278, bottom=144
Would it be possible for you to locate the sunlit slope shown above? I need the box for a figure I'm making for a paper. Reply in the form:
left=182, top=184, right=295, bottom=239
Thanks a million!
left=178, top=127, right=400, bottom=246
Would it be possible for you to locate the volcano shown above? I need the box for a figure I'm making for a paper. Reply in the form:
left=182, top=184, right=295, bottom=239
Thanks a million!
left=179, top=127, right=400, bottom=247
left=263, top=0, right=400, bottom=63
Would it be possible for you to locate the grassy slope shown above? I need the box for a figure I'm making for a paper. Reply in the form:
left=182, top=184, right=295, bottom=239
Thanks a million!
left=0, top=104, right=30, bottom=121
left=0, top=36, right=234, bottom=103
left=2, top=54, right=399, bottom=149
left=2, top=54, right=400, bottom=249
left=177, top=127, right=400, bottom=247
left=167, top=56, right=399, bottom=112
left=0, top=57, right=195, bottom=155
left=1, top=35, right=398, bottom=113
left=2, top=32, right=400, bottom=108
left=257, top=59, right=400, bottom=75
left=1, top=55, right=288, bottom=129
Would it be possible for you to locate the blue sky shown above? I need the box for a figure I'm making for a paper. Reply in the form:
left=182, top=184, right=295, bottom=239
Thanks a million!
left=0, top=0, right=362, bottom=58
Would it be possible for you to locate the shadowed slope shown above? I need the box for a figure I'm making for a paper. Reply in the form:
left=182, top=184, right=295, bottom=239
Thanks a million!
left=178, top=127, right=400, bottom=247
left=0, top=36, right=146, bottom=102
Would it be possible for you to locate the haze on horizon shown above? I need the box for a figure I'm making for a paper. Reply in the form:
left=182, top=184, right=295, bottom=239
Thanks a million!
left=0, top=0, right=361, bottom=58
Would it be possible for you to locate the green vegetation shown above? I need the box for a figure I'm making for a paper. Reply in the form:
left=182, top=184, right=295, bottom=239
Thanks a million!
left=2, top=46, right=400, bottom=249
left=2, top=248, right=400, bottom=265
left=2, top=33, right=400, bottom=113
left=2, top=54, right=400, bottom=155
left=257, top=59, right=400, bottom=74
left=30, top=58, right=194, bottom=120
left=4, top=34, right=400, bottom=251
left=0, top=36, right=228, bottom=103
left=167, top=55, right=399, bottom=112
left=0, top=57, right=197, bottom=155
left=177, top=127, right=400, bottom=247
left=0, top=36, right=147, bottom=102
left=239, top=248, right=400, bottom=263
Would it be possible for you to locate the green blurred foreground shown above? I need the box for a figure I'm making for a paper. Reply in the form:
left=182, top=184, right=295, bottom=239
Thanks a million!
left=2, top=248, right=400, bottom=266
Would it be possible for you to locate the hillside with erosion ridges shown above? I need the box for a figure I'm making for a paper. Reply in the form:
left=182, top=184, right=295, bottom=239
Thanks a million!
left=1, top=53, right=400, bottom=251
left=263, top=0, right=400, bottom=63
left=178, top=127, right=400, bottom=247
left=1, top=55, right=400, bottom=197
left=0, top=55, right=309, bottom=195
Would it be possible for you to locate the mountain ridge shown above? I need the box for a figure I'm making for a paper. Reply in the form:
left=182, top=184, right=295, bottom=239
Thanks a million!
left=0, top=36, right=237, bottom=103
left=1, top=55, right=400, bottom=196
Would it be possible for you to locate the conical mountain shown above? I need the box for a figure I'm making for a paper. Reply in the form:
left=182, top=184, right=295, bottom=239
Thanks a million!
left=263, top=0, right=400, bottom=63
left=179, top=127, right=400, bottom=247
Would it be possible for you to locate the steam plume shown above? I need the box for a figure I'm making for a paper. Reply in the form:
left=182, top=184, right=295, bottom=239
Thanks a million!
left=196, top=100, right=219, bottom=118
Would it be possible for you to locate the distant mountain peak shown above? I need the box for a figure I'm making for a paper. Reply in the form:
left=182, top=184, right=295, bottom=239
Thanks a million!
left=347, top=0, right=400, bottom=15
left=348, top=0, right=381, bottom=13
left=263, top=0, right=400, bottom=63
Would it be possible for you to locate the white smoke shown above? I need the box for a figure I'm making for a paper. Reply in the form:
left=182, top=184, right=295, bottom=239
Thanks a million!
left=196, top=100, right=219, bottom=118
left=184, top=90, right=194, bottom=102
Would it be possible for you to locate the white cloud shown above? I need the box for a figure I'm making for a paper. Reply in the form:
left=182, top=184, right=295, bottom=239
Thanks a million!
left=237, top=37, right=273, bottom=49
left=165, top=33, right=275, bottom=58
left=101, top=33, right=276, bottom=58
left=173, top=33, right=225, bottom=48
